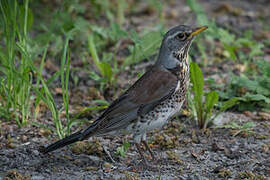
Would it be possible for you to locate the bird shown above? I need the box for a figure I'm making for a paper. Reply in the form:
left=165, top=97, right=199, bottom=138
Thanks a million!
left=41, top=25, right=207, bottom=165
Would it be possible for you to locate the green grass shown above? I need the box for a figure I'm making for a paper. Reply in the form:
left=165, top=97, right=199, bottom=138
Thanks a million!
left=116, top=140, right=131, bottom=157
left=0, top=0, right=268, bottom=138
left=188, top=62, right=239, bottom=128
left=217, top=121, right=255, bottom=136
left=0, top=0, right=166, bottom=137
left=88, top=33, right=114, bottom=88
left=187, top=0, right=264, bottom=63
left=217, top=60, right=270, bottom=112
left=0, top=0, right=74, bottom=137
left=0, top=0, right=32, bottom=126
left=188, top=0, right=269, bottom=113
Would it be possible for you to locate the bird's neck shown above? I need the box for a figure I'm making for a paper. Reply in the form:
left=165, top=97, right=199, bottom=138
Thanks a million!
left=167, top=57, right=189, bottom=79
left=168, top=58, right=190, bottom=96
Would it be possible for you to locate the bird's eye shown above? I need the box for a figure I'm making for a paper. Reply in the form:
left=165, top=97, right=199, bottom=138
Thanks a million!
left=177, top=33, right=186, bottom=40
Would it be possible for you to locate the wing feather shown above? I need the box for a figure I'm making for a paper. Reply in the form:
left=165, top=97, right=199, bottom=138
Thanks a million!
left=82, top=66, right=178, bottom=136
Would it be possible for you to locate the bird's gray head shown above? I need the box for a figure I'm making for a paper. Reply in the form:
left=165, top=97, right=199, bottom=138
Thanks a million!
left=156, top=25, right=207, bottom=70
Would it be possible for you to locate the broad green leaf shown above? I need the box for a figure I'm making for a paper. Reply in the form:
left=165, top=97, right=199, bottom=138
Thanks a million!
left=203, top=91, right=218, bottom=126
left=99, top=61, right=113, bottom=82
left=220, top=97, right=239, bottom=112
left=242, top=122, right=255, bottom=129
left=205, top=91, right=219, bottom=114
left=88, top=34, right=102, bottom=74
left=190, top=62, right=204, bottom=123
left=243, top=93, right=270, bottom=104
left=190, top=62, right=204, bottom=102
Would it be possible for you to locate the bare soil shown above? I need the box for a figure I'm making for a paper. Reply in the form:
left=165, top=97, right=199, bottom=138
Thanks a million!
left=1, top=0, right=270, bottom=179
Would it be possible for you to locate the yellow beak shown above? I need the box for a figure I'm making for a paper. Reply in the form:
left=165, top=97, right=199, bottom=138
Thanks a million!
left=190, top=26, right=208, bottom=37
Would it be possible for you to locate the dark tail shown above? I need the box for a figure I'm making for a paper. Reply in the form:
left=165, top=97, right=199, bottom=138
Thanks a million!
left=41, top=131, right=83, bottom=154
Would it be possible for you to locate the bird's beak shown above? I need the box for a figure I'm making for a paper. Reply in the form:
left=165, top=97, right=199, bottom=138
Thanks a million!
left=190, top=26, right=208, bottom=37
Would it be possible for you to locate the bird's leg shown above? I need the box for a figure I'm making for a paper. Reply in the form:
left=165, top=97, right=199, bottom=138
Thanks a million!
left=103, top=145, right=115, bottom=163
left=141, top=140, right=156, bottom=161
left=135, top=142, right=150, bottom=166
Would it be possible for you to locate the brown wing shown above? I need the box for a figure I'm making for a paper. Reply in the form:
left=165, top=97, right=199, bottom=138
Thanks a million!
left=81, top=66, right=178, bottom=137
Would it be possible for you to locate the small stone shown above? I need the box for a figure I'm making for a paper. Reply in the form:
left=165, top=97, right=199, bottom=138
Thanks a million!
left=103, top=162, right=113, bottom=173
left=6, top=143, right=16, bottom=149
left=22, top=135, right=28, bottom=142
left=191, top=130, right=199, bottom=144
left=32, top=150, right=40, bottom=156
left=261, top=144, right=269, bottom=153
left=218, top=168, right=232, bottom=178
left=104, top=162, right=112, bottom=168
left=32, top=175, right=45, bottom=180
left=84, top=166, right=99, bottom=171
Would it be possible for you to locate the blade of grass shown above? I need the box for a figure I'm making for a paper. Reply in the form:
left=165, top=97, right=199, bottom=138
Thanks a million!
left=203, top=91, right=219, bottom=128
left=34, top=43, right=49, bottom=121
left=32, top=78, right=63, bottom=138
left=190, top=61, right=204, bottom=127
left=88, top=34, right=102, bottom=74
left=88, top=33, right=113, bottom=84
left=61, top=34, right=71, bottom=135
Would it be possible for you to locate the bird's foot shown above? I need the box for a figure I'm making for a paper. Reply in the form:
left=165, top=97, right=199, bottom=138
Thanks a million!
left=133, top=142, right=160, bottom=171
left=141, top=140, right=159, bottom=162
left=103, top=145, right=116, bottom=163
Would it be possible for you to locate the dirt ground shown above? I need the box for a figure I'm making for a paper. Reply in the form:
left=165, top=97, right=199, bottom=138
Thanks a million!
left=0, top=0, right=270, bottom=179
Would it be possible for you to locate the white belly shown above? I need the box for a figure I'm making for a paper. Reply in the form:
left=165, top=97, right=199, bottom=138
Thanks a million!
left=135, top=101, right=183, bottom=133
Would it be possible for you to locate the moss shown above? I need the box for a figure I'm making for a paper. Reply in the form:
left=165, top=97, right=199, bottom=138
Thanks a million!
left=237, top=171, right=266, bottom=180
left=153, top=133, right=180, bottom=149
left=71, top=138, right=104, bottom=156
left=39, top=128, right=52, bottom=137
left=191, top=130, right=199, bottom=144
left=166, top=150, right=183, bottom=165
left=123, top=171, right=139, bottom=180
left=229, top=129, right=253, bottom=137
left=218, top=168, right=232, bottom=178
left=84, top=166, right=99, bottom=171
left=254, top=134, right=269, bottom=140
left=5, top=169, right=30, bottom=180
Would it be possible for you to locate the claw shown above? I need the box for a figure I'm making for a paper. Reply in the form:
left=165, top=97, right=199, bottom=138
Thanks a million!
left=135, top=142, right=149, bottom=166
left=141, top=140, right=156, bottom=161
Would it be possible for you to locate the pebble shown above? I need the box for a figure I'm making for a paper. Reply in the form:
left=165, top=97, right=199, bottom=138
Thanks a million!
left=31, top=175, right=45, bottom=180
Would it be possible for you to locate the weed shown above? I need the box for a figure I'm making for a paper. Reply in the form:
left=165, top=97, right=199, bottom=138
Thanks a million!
left=188, top=0, right=268, bottom=112
left=187, top=0, right=264, bottom=63
left=217, top=121, right=255, bottom=136
left=212, top=60, right=270, bottom=112
left=87, top=33, right=115, bottom=90
left=188, top=62, right=239, bottom=128
left=116, top=140, right=131, bottom=157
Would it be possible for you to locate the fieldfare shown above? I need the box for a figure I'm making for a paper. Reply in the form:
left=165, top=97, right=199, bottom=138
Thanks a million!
left=41, top=25, right=208, bottom=164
